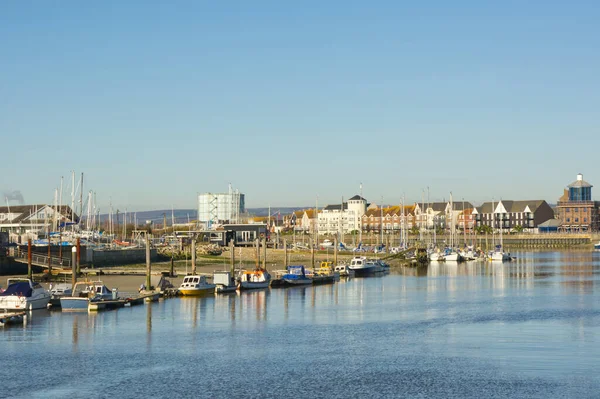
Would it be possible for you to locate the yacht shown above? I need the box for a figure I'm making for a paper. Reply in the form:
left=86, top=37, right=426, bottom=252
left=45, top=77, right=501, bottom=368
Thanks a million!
left=178, top=275, right=216, bottom=296
left=0, top=279, right=51, bottom=311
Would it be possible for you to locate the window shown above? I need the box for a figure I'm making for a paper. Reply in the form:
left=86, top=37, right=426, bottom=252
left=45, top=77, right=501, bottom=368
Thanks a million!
left=566, top=208, right=570, bottom=212
left=575, top=218, right=579, bottom=222
left=584, top=218, right=588, bottom=223
left=566, top=218, right=570, bottom=222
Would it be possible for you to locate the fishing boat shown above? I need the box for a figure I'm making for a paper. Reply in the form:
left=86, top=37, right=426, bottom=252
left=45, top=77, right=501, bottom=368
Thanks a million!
left=214, top=271, right=237, bottom=293
left=48, top=283, right=72, bottom=309
left=0, top=279, right=51, bottom=311
left=334, top=264, right=355, bottom=277
left=178, top=275, right=216, bottom=296
left=238, top=269, right=271, bottom=290
left=282, top=265, right=313, bottom=286
left=312, top=261, right=339, bottom=285
left=348, top=256, right=383, bottom=277
left=60, top=281, right=115, bottom=311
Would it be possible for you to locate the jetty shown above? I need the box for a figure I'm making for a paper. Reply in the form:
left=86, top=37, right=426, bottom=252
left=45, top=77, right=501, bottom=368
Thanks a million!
left=0, top=311, right=26, bottom=327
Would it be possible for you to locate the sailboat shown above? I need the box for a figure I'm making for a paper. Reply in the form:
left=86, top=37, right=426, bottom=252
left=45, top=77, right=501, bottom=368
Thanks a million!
left=490, top=200, right=512, bottom=262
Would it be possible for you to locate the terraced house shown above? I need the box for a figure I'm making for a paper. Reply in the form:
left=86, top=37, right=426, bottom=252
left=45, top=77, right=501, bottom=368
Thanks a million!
left=472, top=200, right=554, bottom=232
left=361, top=205, right=416, bottom=233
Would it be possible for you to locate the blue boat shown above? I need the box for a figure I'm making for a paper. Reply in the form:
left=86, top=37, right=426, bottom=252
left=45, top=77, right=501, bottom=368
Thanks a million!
left=282, top=265, right=313, bottom=286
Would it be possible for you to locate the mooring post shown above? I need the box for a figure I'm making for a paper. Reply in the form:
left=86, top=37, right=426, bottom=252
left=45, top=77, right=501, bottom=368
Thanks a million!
left=262, top=238, right=267, bottom=271
left=191, top=236, right=196, bottom=275
left=170, top=256, right=174, bottom=277
left=310, top=237, right=315, bottom=269
left=283, top=239, right=288, bottom=269
left=334, top=237, right=338, bottom=266
left=76, top=237, right=81, bottom=276
left=146, top=232, right=151, bottom=290
left=230, top=240, right=235, bottom=276
left=27, top=239, right=32, bottom=280
left=255, top=238, right=260, bottom=268
left=71, top=246, right=77, bottom=289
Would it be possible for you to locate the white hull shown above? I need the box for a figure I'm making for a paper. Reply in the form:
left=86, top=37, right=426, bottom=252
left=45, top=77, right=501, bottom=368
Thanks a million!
left=0, top=295, right=50, bottom=311
left=490, top=252, right=511, bottom=261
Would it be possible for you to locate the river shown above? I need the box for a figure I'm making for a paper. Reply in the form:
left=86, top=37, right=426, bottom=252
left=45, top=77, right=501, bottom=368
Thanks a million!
left=1, top=251, right=599, bottom=398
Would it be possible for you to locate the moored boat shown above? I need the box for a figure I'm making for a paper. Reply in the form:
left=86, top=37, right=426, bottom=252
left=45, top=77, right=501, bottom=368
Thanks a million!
left=282, top=265, right=313, bottom=286
left=178, top=275, right=216, bottom=296
left=594, top=241, right=600, bottom=250
left=348, top=256, right=383, bottom=277
left=334, top=264, right=355, bottom=278
left=60, top=281, right=115, bottom=311
left=312, top=261, right=339, bottom=285
left=238, top=268, right=271, bottom=290
left=0, top=279, right=51, bottom=311
left=214, top=271, right=238, bottom=293
left=48, top=283, right=72, bottom=309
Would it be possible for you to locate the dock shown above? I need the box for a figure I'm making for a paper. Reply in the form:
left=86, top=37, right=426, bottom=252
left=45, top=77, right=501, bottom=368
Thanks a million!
left=0, top=311, right=26, bottom=327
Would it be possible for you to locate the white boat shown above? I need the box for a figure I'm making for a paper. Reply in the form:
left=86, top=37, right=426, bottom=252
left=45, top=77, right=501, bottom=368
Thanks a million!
left=594, top=241, right=600, bottom=250
left=348, top=256, right=384, bottom=277
left=214, top=271, right=237, bottom=293
left=320, top=239, right=334, bottom=248
left=238, top=269, right=271, bottom=290
left=60, top=281, right=115, bottom=311
left=0, top=279, right=51, bottom=311
left=334, top=264, right=355, bottom=277
left=429, top=251, right=444, bottom=262
left=48, top=283, right=73, bottom=309
left=489, top=246, right=512, bottom=261
left=178, top=275, right=216, bottom=296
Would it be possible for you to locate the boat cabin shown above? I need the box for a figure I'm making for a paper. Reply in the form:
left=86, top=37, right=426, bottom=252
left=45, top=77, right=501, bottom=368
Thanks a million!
left=180, top=275, right=209, bottom=288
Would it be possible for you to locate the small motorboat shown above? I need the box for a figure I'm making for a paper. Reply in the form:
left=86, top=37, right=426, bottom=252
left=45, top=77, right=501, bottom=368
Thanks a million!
left=238, top=269, right=271, bottom=290
left=334, top=264, right=355, bottom=278
left=48, top=283, right=73, bottom=309
left=282, top=265, right=313, bottom=286
left=213, top=271, right=237, bottom=293
left=60, top=281, right=116, bottom=311
left=178, top=275, right=216, bottom=296
left=0, top=279, right=51, bottom=311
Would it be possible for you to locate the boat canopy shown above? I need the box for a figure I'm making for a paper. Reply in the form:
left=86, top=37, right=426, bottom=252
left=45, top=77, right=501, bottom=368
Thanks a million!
left=287, top=265, right=306, bottom=275
left=0, top=282, right=32, bottom=297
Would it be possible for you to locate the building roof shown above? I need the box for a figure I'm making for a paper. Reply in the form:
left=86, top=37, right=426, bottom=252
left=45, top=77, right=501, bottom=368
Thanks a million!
left=0, top=204, right=77, bottom=223
left=348, top=195, right=366, bottom=201
left=323, top=203, right=348, bottom=211
left=567, top=179, right=593, bottom=188
left=475, top=200, right=548, bottom=214
left=538, top=219, right=561, bottom=227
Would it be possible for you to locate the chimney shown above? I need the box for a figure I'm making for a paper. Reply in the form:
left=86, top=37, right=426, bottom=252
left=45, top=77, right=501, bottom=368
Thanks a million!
left=577, top=173, right=583, bottom=181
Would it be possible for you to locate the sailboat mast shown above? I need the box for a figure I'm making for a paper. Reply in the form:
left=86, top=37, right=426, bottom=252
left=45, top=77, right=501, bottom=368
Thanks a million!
left=71, top=171, right=75, bottom=232
left=79, top=173, right=84, bottom=227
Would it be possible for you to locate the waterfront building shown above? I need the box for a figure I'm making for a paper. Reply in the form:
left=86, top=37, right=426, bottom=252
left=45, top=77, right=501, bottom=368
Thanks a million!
left=473, top=200, right=554, bottom=232
left=556, top=173, right=600, bottom=232
left=413, top=201, right=474, bottom=231
left=197, top=186, right=245, bottom=225
left=0, top=204, right=77, bottom=238
left=317, top=195, right=367, bottom=235
left=457, top=208, right=475, bottom=232
left=361, top=205, right=416, bottom=233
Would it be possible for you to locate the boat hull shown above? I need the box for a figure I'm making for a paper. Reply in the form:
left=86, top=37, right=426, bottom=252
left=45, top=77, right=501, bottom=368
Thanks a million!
left=216, top=285, right=238, bottom=294
left=350, top=266, right=383, bottom=277
left=60, top=297, right=90, bottom=311
left=0, top=295, right=50, bottom=311
left=238, top=281, right=270, bottom=290
left=179, top=288, right=215, bottom=296
left=312, top=275, right=336, bottom=285
left=282, top=278, right=312, bottom=286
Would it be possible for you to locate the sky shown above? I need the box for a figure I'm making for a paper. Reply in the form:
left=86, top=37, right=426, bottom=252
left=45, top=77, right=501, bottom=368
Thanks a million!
left=1, top=1, right=599, bottom=212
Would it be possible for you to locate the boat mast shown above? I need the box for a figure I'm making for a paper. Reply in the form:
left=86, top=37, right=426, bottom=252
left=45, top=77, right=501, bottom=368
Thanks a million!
left=71, top=171, right=75, bottom=232
left=359, top=183, right=363, bottom=245
left=79, top=173, right=84, bottom=230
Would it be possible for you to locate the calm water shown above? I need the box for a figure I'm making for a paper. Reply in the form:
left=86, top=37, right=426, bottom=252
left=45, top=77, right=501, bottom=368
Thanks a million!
left=1, top=251, right=599, bottom=398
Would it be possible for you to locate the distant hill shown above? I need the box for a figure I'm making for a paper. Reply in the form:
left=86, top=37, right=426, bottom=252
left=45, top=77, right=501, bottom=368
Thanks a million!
left=246, top=207, right=309, bottom=217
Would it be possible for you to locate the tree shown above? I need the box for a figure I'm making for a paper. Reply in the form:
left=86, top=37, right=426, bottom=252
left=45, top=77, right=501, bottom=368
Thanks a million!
left=512, top=225, right=524, bottom=233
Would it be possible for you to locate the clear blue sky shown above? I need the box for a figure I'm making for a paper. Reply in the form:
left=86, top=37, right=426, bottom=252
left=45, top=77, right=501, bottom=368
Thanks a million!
left=1, top=1, right=599, bottom=212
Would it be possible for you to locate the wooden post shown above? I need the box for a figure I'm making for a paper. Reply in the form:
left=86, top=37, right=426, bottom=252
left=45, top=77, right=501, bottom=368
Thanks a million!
left=76, top=237, right=81, bottom=275
left=146, top=232, right=151, bottom=290
left=71, top=246, right=77, bottom=289
left=334, top=237, right=338, bottom=266
left=48, top=238, right=52, bottom=276
left=191, top=236, right=196, bottom=275
left=310, top=237, right=315, bottom=269
left=230, top=240, right=235, bottom=276
left=283, top=239, right=288, bottom=269
left=255, top=238, right=260, bottom=268
left=262, top=238, right=267, bottom=271
left=170, top=256, right=174, bottom=277
left=27, top=239, right=32, bottom=280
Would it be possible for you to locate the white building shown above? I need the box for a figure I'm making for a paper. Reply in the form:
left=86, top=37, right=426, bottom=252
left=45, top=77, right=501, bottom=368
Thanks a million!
left=198, top=187, right=245, bottom=225
left=0, top=204, right=77, bottom=240
left=317, top=195, right=367, bottom=235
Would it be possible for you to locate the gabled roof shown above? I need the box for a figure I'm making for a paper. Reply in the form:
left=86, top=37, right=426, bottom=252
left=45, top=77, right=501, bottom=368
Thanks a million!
left=0, top=204, right=77, bottom=223
left=475, top=200, right=548, bottom=214
left=323, top=203, right=348, bottom=211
